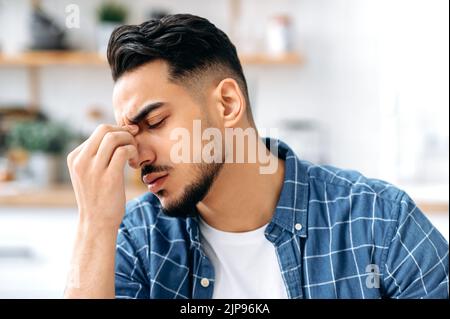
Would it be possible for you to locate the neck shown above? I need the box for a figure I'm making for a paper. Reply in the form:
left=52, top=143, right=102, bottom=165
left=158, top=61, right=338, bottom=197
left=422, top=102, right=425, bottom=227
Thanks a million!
left=196, top=138, right=285, bottom=232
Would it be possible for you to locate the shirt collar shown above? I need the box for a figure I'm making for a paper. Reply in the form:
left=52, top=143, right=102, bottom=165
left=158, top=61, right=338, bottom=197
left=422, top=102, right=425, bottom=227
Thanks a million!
left=266, top=138, right=309, bottom=238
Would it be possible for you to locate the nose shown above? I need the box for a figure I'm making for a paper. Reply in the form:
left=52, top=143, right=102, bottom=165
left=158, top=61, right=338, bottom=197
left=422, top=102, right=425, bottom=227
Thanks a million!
left=130, top=130, right=157, bottom=169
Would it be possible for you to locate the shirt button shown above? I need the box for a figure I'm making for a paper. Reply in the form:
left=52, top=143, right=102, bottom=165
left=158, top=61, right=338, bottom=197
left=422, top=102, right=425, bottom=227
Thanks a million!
left=295, top=223, right=303, bottom=231
left=200, top=278, right=210, bottom=288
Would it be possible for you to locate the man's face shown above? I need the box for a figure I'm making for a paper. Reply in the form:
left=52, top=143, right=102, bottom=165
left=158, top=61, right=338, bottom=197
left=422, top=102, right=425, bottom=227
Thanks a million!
left=112, top=60, right=223, bottom=217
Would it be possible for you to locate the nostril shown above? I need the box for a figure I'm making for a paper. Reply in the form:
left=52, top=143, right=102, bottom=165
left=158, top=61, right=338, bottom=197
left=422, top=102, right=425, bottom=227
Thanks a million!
left=139, top=160, right=152, bottom=169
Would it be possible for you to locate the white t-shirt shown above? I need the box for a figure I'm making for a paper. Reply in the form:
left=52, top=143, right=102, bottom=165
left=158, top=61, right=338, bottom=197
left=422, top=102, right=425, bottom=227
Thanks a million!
left=198, top=217, right=288, bottom=299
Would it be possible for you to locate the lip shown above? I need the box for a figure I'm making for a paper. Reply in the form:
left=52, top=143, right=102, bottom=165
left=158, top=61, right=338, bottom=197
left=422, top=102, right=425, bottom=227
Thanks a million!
left=143, top=172, right=169, bottom=193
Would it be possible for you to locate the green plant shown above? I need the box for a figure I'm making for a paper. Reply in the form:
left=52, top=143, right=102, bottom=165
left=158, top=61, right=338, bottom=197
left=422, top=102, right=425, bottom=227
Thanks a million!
left=97, top=1, right=128, bottom=23
left=6, top=120, right=72, bottom=155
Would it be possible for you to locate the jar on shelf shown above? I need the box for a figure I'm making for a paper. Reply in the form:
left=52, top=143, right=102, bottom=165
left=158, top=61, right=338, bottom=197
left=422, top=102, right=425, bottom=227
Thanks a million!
left=266, top=15, right=292, bottom=56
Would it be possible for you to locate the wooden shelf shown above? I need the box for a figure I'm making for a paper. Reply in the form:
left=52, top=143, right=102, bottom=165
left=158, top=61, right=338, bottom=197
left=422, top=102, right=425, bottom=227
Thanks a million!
left=0, top=51, right=107, bottom=66
left=240, top=52, right=303, bottom=65
left=0, top=49, right=303, bottom=110
left=0, top=183, right=147, bottom=207
left=0, top=50, right=303, bottom=67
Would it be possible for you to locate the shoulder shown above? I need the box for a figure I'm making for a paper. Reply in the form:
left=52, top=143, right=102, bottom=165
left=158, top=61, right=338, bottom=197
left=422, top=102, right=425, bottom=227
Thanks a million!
left=303, top=161, right=406, bottom=205
left=299, top=161, right=412, bottom=227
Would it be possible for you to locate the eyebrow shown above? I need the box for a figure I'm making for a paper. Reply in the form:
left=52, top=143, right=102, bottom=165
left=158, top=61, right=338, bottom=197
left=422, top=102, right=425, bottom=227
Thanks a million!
left=128, top=102, right=165, bottom=124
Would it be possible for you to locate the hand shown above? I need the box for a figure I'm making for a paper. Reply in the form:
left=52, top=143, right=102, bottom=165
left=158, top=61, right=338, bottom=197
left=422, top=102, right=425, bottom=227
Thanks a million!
left=67, top=124, right=139, bottom=231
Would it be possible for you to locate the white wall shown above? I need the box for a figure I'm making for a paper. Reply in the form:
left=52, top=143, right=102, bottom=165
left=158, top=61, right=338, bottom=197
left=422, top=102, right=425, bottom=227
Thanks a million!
left=1, top=0, right=448, bottom=183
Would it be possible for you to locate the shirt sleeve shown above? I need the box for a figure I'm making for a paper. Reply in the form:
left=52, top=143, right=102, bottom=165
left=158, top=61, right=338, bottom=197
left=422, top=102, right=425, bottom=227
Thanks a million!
left=382, top=193, right=449, bottom=298
left=115, top=222, right=150, bottom=299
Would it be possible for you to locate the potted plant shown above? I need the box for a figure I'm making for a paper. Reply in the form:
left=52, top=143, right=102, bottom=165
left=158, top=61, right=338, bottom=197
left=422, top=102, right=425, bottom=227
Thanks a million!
left=96, top=1, right=128, bottom=56
left=6, top=120, right=72, bottom=185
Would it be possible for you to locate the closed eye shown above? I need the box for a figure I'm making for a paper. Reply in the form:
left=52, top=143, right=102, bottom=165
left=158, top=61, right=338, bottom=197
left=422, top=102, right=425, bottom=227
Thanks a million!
left=146, top=117, right=167, bottom=130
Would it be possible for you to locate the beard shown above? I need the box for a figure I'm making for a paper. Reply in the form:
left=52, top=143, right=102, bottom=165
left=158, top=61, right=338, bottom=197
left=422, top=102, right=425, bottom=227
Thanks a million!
left=158, top=162, right=223, bottom=218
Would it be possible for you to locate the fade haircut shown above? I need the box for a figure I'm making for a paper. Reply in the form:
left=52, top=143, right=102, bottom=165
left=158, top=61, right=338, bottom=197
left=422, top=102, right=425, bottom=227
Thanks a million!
left=107, top=14, right=254, bottom=123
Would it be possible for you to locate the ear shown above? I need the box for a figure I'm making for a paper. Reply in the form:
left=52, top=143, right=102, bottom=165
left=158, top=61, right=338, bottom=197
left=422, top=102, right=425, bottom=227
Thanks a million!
left=214, top=78, right=246, bottom=128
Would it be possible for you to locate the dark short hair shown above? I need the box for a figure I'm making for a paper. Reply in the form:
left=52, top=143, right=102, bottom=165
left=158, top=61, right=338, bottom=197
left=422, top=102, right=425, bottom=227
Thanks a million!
left=107, top=14, right=252, bottom=119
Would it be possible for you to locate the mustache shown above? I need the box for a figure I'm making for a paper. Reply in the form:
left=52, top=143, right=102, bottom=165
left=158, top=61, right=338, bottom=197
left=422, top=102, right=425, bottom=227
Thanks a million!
left=141, top=164, right=172, bottom=179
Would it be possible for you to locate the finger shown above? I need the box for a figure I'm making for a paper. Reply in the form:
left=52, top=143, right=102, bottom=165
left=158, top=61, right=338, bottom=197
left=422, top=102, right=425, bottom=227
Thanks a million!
left=95, top=131, right=137, bottom=168
left=68, top=139, right=87, bottom=158
left=108, top=144, right=138, bottom=174
left=67, top=139, right=89, bottom=170
left=81, top=124, right=137, bottom=157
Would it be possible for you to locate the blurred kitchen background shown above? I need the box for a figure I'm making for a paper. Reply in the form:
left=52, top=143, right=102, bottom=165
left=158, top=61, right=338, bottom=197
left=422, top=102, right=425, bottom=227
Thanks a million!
left=0, top=0, right=448, bottom=298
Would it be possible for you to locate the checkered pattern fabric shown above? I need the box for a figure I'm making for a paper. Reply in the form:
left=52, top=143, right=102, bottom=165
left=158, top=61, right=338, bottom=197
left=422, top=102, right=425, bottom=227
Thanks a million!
left=115, top=139, right=449, bottom=299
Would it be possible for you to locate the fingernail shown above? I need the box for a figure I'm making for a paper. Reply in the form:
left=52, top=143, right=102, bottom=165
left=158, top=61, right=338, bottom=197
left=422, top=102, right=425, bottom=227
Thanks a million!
left=126, top=125, right=139, bottom=134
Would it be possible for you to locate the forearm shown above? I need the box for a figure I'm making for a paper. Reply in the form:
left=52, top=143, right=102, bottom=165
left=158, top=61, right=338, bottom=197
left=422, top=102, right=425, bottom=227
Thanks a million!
left=64, top=221, right=118, bottom=298
left=64, top=124, right=138, bottom=298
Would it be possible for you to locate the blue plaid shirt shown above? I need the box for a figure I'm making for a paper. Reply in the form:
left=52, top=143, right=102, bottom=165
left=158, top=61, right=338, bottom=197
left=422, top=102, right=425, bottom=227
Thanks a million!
left=115, top=139, right=449, bottom=299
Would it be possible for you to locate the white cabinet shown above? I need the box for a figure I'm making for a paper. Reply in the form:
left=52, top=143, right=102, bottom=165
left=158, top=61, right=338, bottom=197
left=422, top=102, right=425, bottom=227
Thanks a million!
left=0, top=208, right=78, bottom=298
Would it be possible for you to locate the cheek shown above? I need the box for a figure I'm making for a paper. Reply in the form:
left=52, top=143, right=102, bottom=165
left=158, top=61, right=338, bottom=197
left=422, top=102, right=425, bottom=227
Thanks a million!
left=155, top=140, right=175, bottom=163
left=165, top=163, right=198, bottom=193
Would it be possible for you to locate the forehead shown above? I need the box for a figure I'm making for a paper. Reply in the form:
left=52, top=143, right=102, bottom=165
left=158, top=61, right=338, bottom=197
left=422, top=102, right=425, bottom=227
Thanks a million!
left=112, top=60, right=183, bottom=123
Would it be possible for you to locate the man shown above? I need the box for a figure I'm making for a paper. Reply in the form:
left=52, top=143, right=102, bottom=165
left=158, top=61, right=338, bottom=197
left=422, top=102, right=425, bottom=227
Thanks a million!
left=64, top=14, right=448, bottom=299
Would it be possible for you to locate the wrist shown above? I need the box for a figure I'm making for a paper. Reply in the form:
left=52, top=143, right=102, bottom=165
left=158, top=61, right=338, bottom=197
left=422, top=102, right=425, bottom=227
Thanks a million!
left=75, top=219, right=119, bottom=247
left=77, top=213, right=122, bottom=235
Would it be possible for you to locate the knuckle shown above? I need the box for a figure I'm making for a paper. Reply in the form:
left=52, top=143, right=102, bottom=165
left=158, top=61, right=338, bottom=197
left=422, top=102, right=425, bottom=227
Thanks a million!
left=116, top=146, right=128, bottom=157
left=104, top=131, right=119, bottom=144
left=96, top=123, right=112, bottom=135
left=67, top=148, right=80, bottom=167
left=66, top=152, right=75, bottom=165
left=72, top=158, right=84, bottom=173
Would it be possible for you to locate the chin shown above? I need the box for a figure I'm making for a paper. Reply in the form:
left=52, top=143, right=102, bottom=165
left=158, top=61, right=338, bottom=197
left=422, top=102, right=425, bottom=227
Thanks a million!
left=156, top=189, right=177, bottom=206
